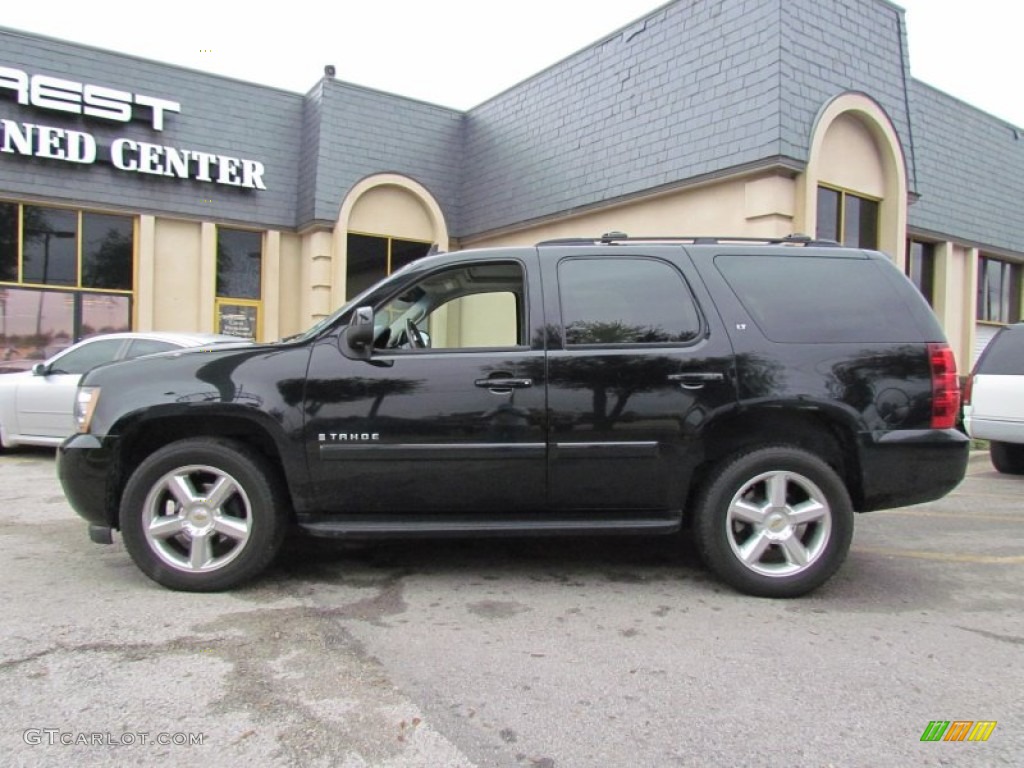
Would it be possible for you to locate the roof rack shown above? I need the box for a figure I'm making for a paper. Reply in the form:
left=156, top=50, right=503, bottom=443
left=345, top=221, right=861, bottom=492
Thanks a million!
left=535, top=232, right=841, bottom=247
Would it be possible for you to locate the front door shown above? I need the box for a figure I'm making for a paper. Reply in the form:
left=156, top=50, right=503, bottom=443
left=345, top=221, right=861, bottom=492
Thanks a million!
left=303, top=257, right=548, bottom=514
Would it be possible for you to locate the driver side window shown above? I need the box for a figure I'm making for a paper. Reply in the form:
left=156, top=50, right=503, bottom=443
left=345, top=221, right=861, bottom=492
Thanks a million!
left=374, top=262, right=524, bottom=352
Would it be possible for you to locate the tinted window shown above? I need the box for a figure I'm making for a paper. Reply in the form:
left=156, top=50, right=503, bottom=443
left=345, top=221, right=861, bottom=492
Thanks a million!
left=82, top=213, right=133, bottom=290
left=0, top=202, right=17, bottom=282
left=217, top=229, right=262, bottom=299
left=975, top=328, right=1024, bottom=375
left=49, top=338, right=124, bottom=375
left=816, top=188, right=840, bottom=242
left=347, top=234, right=389, bottom=300
left=906, top=240, right=935, bottom=306
left=716, top=254, right=920, bottom=343
left=81, top=293, right=131, bottom=337
left=23, top=207, right=77, bottom=286
left=125, top=339, right=178, bottom=359
left=558, top=258, right=701, bottom=345
left=844, top=195, right=878, bottom=249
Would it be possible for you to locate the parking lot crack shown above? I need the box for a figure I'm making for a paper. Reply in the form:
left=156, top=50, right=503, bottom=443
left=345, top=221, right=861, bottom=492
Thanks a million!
left=956, top=626, right=1024, bottom=646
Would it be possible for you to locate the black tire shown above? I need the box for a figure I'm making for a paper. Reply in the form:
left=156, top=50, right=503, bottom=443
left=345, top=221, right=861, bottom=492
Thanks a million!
left=120, top=438, right=287, bottom=591
left=990, top=441, right=1024, bottom=475
left=693, top=446, right=854, bottom=598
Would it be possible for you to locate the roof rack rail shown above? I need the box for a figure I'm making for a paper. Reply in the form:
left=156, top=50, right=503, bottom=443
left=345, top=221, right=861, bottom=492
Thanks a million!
left=535, top=232, right=841, bottom=247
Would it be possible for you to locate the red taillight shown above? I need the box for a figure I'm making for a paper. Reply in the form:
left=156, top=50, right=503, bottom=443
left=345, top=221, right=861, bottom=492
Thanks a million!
left=928, top=342, right=960, bottom=429
left=962, top=374, right=973, bottom=407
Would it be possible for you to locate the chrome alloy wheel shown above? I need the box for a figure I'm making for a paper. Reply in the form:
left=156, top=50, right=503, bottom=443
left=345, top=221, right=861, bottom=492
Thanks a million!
left=141, top=464, right=252, bottom=573
left=725, top=469, right=832, bottom=578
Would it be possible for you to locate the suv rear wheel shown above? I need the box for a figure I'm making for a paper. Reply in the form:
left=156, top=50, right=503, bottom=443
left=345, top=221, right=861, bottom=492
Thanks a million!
left=990, top=441, right=1024, bottom=474
left=694, top=446, right=853, bottom=598
left=120, top=438, right=287, bottom=591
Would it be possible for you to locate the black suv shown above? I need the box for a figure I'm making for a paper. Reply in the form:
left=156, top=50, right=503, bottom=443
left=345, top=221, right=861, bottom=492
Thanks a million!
left=58, top=235, right=969, bottom=597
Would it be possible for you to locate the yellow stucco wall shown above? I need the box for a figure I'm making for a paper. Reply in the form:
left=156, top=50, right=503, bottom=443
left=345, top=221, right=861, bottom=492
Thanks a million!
left=817, top=114, right=886, bottom=198
left=152, top=218, right=202, bottom=332
left=348, top=185, right=435, bottom=241
left=462, top=172, right=798, bottom=249
left=277, top=232, right=303, bottom=339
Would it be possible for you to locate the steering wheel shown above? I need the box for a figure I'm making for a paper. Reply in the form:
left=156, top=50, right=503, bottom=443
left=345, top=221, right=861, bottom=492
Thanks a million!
left=406, top=319, right=427, bottom=349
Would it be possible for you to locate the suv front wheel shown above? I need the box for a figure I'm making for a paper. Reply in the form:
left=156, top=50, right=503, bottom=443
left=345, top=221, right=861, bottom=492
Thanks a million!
left=694, top=446, right=854, bottom=598
left=120, top=438, right=287, bottom=591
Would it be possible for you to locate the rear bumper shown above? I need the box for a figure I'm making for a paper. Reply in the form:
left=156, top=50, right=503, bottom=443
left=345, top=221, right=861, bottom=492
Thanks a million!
left=57, top=433, right=119, bottom=528
left=857, top=428, right=969, bottom=511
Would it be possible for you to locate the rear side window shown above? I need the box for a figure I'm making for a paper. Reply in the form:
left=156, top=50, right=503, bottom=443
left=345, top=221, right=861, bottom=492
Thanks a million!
left=558, top=257, right=702, bottom=345
left=975, top=328, right=1024, bottom=374
left=125, top=339, right=179, bottom=359
left=716, top=254, right=922, bottom=343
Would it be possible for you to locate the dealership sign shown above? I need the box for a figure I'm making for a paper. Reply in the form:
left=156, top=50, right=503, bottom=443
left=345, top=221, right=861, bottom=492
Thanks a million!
left=0, top=66, right=267, bottom=190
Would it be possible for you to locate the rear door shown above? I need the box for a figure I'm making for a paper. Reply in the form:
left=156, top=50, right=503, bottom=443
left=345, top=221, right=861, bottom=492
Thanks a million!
left=541, top=245, right=736, bottom=511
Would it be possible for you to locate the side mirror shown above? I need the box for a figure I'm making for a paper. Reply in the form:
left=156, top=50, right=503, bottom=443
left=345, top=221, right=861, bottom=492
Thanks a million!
left=31, top=363, right=48, bottom=377
left=346, top=306, right=375, bottom=357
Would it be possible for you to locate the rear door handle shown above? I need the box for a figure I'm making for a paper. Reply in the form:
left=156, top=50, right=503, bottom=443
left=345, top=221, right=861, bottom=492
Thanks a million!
left=668, top=372, right=725, bottom=389
left=475, top=377, right=533, bottom=390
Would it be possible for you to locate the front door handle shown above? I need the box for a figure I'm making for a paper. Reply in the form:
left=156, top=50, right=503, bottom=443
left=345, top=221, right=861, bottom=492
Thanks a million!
left=667, top=372, right=725, bottom=389
left=475, top=377, right=533, bottom=390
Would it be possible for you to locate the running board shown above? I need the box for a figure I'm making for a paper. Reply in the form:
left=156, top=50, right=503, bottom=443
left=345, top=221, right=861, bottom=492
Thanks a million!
left=297, top=511, right=682, bottom=539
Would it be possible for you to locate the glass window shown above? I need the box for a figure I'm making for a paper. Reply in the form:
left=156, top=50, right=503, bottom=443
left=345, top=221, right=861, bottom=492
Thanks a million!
left=0, top=288, right=74, bottom=360
left=716, top=254, right=921, bottom=343
left=0, top=202, right=17, bottom=282
left=125, top=338, right=178, bottom=359
left=217, top=301, right=259, bottom=340
left=0, top=205, right=134, bottom=346
left=846, top=196, right=878, bottom=249
left=80, top=293, right=131, bottom=338
left=373, top=262, right=524, bottom=351
left=977, top=256, right=1022, bottom=324
left=906, top=240, right=935, bottom=306
left=975, top=327, right=1024, bottom=375
left=347, top=233, right=432, bottom=300
left=558, top=258, right=701, bottom=345
left=22, top=206, right=77, bottom=286
left=816, top=187, right=840, bottom=242
left=48, top=337, right=125, bottom=375
left=217, top=229, right=262, bottom=300
left=82, top=213, right=133, bottom=290
left=816, top=186, right=879, bottom=249
left=391, top=238, right=432, bottom=272
left=347, top=234, right=389, bottom=300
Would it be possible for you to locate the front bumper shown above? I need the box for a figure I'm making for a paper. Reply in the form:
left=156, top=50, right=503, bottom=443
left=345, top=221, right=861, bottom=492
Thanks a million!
left=857, top=428, right=970, bottom=511
left=57, top=433, right=119, bottom=528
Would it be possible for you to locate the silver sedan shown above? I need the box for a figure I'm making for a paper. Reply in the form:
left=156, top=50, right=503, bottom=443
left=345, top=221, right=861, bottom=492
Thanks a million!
left=0, top=332, right=243, bottom=449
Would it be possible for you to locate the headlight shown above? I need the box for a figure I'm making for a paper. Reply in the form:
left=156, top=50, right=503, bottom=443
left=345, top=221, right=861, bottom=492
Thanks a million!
left=74, top=387, right=101, bottom=433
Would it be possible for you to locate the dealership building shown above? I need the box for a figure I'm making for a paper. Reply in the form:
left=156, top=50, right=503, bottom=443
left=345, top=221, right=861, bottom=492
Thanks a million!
left=0, top=0, right=1021, bottom=368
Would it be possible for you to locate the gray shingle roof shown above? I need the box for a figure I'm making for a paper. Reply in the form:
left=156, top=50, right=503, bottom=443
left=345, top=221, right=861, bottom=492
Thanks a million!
left=908, top=79, right=1024, bottom=254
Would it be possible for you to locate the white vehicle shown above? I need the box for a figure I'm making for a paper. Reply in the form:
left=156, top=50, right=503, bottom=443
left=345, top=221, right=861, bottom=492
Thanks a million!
left=0, top=332, right=243, bottom=449
left=963, top=323, right=1024, bottom=474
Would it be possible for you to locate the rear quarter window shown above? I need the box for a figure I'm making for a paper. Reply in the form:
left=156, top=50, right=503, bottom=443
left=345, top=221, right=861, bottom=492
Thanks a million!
left=715, top=253, right=928, bottom=343
left=975, top=327, right=1024, bottom=375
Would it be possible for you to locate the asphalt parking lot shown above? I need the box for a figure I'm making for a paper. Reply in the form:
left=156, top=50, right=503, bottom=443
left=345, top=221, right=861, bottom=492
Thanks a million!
left=0, top=449, right=1021, bottom=768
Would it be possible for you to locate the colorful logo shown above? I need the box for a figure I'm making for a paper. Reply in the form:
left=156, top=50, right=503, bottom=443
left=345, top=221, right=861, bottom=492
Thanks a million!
left=920, top=721, right=997, bottom=742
